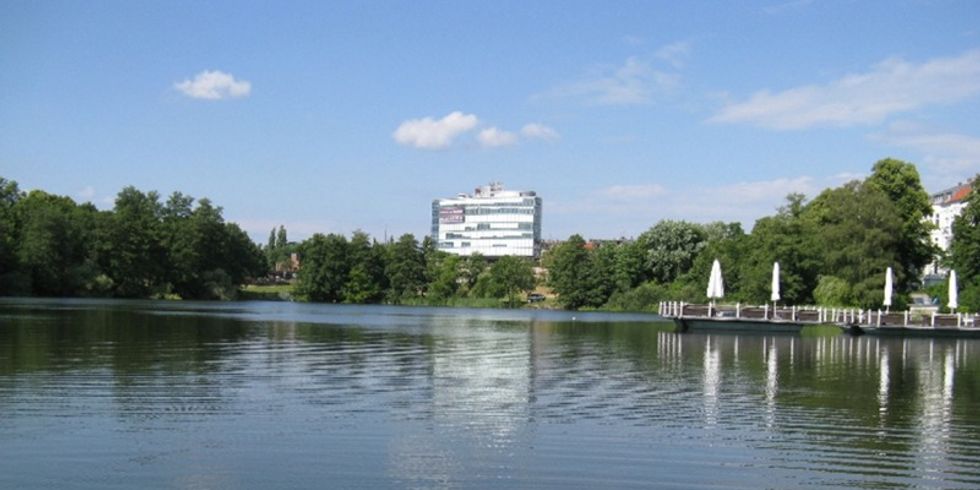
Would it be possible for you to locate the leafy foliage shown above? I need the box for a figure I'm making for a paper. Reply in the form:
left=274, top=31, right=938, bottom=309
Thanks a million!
left=0, top=178, right=264, bottom=299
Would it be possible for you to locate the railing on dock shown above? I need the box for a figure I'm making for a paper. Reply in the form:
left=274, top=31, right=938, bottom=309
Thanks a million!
left=659, top=301, right=979, bottom=329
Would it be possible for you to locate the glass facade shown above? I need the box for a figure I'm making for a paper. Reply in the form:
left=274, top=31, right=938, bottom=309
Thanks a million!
left=431, top=183, right=542, bottom=258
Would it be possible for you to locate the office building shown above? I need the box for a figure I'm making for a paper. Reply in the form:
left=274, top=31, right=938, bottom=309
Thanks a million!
left=431, top=182, right=542, bottom=258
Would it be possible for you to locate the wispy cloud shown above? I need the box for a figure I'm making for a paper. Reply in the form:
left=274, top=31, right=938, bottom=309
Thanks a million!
left=392, top=111, right=479, bottom=150
left=477, top=127, right=518, bottom=148
left=762, top=0, right=815, bottom=15
left=871, top=121, right=980, bottom=185
left=544, top=54, right=681, bottom=105
left=174, top=70, right=251, bottom=100
left=520, top=123, right=560, bottom=141
left=76, top=186, right=96, bottom=201
left=654, top=41, right=691, bottom=68
left=595, top=184, right=667, bottom=201
left=710, top=49, right=980, bottom=130
left=551, top=176, right=824, bottom=235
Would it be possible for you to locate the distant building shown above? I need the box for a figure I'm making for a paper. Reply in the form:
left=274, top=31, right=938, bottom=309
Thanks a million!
left=431, top=182, right=542, bottom=258
left=924, top=179, right=973, bottom=280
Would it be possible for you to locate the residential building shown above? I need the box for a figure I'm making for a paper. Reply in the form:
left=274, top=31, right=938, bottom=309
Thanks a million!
left=924, top=179, right=973, bottom=281
left=431, top=182, right=542, bottom=258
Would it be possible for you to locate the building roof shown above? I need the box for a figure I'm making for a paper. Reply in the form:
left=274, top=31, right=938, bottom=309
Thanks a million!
left=931, top=180, right=974, bottom=206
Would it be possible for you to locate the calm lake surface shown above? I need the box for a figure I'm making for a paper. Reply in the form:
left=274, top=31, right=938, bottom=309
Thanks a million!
left=2, top=298, right=979, bottom=489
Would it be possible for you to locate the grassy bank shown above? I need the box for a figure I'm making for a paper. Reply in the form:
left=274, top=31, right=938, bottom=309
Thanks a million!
left=239, top=284, right=293, bottom=301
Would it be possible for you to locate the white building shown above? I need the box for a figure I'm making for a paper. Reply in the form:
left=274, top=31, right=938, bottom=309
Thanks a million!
left=924, top=180, right=973, bottom=278
left=431, top=182, right=542, bottom=258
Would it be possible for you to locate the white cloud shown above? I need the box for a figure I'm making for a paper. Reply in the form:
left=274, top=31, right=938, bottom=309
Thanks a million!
left=710, top=49, right=980, bottom=130
left=546, top=56, right=680, bottom=105
left=551, top=176, right=823, bottom=236
left=654, top=41, right=691, bottom=68
left=477, top=127, right=518, bottom=148
left=871, top=122, right=980, bottom=185
left=393, top=111, right=479, bottom=149
left=76, top=186, right=96, bottom=201
left=174, top=70, right=252, bottom=100
left=520, top=123, right=560, bottom=141
left=596, top=184, right=667, bottom=201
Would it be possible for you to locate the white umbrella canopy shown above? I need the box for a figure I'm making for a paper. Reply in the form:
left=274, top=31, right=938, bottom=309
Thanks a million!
left=883, top=267, right=893, bottom=308
left=771, top=262, right=781, bottom=302
left=707, top=259, right=724, bottom=300
left=949, top=270, right=958, bottom=311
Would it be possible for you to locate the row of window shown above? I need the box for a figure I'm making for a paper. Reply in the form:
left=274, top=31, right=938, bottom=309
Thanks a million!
left=455, top=222, right=533, bottom=231
left=443, top=233, right=534, bottom=240
left=439, top=242, right=536, bottom=249
left=464, top=207, right=536, bottom=215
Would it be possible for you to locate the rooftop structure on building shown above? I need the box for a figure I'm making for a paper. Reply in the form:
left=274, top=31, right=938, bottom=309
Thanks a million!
left=431, top=182, right=542, bottom=258
left=924, top=178, right=974, bottom=281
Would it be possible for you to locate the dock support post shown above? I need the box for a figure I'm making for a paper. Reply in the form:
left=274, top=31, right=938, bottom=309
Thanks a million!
left=736, top=302, right=741, bottom=319
left=764, top=304, right=768, bottom=320
left=931, top=312, right=936, bottom=328
left=904, top=310, right=908, bottom=327
left=958, top=313, right=962, bottom=328
left=877, top=309, right=881, bottom=327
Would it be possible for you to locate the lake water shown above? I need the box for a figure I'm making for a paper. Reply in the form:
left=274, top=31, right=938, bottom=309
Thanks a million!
left=1, top=298, right=979, bottom=489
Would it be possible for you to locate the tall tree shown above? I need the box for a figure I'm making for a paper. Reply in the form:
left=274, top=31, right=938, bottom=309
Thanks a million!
left=474, top=256, right=535, bottom=306
left=738, top=196, right=819, bottom=305
left=804, top=181, right=903, bottom=308
left=384, top=234, right=426, bottom=302
left=342, top=231, right=386, bottom=303
left=864, top=158, right=935, bottom=290
left=426, top=252, right=461, bottom=301
left=103, top=187, right=167, bottom=298
left=638, top=220, right=709, bottom=284
left=295, top=233, right=350, bottom=302
left=0, top=178, right=24, bottom=294
left=276, top=225, right=288, bottom=250
left=15, top=191, right=98, bottom=296
left=548, top=235, right=604, bottom=309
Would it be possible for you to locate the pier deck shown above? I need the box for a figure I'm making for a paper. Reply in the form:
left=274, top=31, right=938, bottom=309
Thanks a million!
left=659, top=301, right=980, bottom=337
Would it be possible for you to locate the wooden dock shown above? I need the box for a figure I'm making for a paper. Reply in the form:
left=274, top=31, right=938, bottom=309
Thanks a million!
left=659, top=301, right=980, bottom=337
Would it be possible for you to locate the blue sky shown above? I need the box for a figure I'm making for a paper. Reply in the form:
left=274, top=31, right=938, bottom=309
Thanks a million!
left=2, top=1, right=979, bottom=242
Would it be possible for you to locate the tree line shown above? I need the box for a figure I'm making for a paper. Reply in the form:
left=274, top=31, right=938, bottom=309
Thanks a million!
left=292, top=233, right=535, bottom=306
left=3, top=158, right=977, bottom=311
left=0, top=179, right=265, bottom=299
left=546, top=159, right=979, bottom=312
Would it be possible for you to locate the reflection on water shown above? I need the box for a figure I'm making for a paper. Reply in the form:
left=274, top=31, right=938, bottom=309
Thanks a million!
left=2, top=298, right=980, bottom=488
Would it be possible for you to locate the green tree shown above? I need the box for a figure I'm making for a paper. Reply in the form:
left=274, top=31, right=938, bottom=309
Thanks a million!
left=473, top=256, right=535, bottom=306
left=638, top=220, right=708, bottom=284
left=804, top=181, right=903, bottom=308
left=342, top=231, right=386, bottom=303
left=457, top=253, right=487, bottom=297
left=295, top=233, right=349, bottom=302
left=0, top=178, right=25, bottom=294
left=813, top=275, right=851, bottom=306
left=426, top=253, right=461, bottom=301
left=548, top=235, right=606, bottom=309
left=276, top=225, right=288, bottom=250
left=14, top=191, right=99, bottom=296
left=675, top=231, right=748, bottom=303
left=384, top=234, right=426, bottom=302
left=864, top=158, right=935, bottom=290
left=612, top=240, right=648, bottom=292
left=103, top=187, right=167, bottom=298
left=738, top=197, right=819, bottom=305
